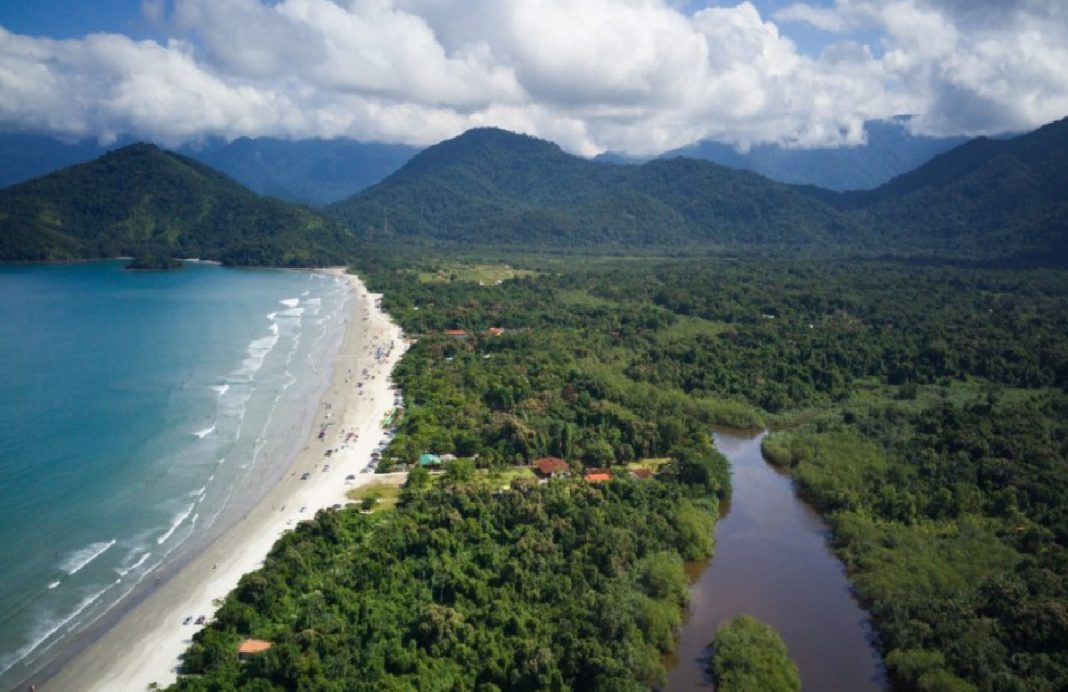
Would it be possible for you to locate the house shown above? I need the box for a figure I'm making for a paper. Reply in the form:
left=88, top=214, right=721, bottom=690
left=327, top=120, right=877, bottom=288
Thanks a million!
left=443, top=329, right=468, bottom=337
left=533, top=456, right=570, bottom=481
left=630, top=468, right=653, bottom=480
left=418, top=453, right=442, bottom=467
left=486, top=327, right=505, bottom=336
left=440, top=453, right=457, bottom=462
left=584, top=468, right=612, bottom=483
left=238, top=639, right=272, bottom=660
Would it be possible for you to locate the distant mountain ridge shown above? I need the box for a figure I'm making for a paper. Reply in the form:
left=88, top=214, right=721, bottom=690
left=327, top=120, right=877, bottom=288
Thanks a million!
left=0, top=134, right=419, bottom=206
left=326, top=119, right=1068, bottom=264
left=2, top=117, right=1065, bottom=266
left=325, top=127, right=862, bottom=248
left=597, top=118, right=968, bottom=191
left=0, top=143, right=356, bottom=265
left=807, top=116, right=1068, bottom=262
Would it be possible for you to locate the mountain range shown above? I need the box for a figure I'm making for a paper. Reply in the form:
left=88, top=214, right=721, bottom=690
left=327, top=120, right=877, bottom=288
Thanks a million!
left=0, top=116, right=1065, bottom=266
left=0, top=144, right=356, bottom=265
left=0, top=134, right=419, bottom=207
left=324, top=128, right=860, bottom=248
left=644, top=118, right=970, bottom=191
left=325, top=117, right=1068, bottom=263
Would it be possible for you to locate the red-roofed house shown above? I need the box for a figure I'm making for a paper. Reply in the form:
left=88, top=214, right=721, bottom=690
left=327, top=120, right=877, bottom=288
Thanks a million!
left=238, top=639, right=272, bottom=660
left=443, top=329, right=468, bottom=337
left=486, top=327, right=505, bottom=336
left=533, top=456, right=570, bottom=481
left=584, top=469, right=612, bottom=483
left=630, top=468, right=653, bottom=480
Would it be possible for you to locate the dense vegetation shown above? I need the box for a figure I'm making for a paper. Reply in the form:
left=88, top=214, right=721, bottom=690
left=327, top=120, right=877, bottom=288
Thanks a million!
left=325, top=128, right=862, bottom=249
left=327, top=119, right=1068, bottom=264
left=172, top=448, right=727, bottom=689
left=362, top=255, right=1068, bottom=690
left=164, top=253, right=1068, bottom=689
left=0, top=144, right=357, bottom=266
left=708, top=615, right=800, bottom=692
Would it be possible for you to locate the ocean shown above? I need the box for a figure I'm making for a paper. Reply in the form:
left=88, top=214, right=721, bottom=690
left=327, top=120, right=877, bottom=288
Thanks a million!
left=0, top=260, right=350, bottom=688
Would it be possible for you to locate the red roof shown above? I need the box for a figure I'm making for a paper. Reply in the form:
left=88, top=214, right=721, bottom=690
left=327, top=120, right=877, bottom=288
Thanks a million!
left=486, top=327, right=505, bottom=336
left=238, top=639, right=272, bottom=655
left=584, top=469, right=612, bottom=483
left=443, top=329, right=468, bottom=337
left=534, top=457, right=569, bottom=475
left=630, top=468, right=653, bottom=479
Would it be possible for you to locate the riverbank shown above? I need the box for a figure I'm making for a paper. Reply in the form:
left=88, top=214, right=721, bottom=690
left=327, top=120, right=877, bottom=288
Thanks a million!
left=665, top=429, right=885, bottom=691
left=41, top=268, right=408, bottom=691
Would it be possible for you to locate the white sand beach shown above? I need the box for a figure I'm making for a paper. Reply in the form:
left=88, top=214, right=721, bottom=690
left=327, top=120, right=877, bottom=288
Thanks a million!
left=43, top=269, right=408, bottom=692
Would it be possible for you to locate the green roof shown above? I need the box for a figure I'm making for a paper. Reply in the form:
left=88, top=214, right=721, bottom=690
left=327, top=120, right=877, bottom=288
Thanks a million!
left=418, top=453, right=442, bottom=466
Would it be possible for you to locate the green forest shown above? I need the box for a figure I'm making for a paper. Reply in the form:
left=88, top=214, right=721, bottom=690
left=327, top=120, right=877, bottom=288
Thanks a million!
left=708, top=615, right=800, bottom=692
left=171, top=253, right=1068, bottom=690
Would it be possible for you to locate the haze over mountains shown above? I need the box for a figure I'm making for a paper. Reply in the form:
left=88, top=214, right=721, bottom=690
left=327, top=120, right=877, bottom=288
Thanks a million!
left=0, top=118, right=969, bottom=205
left=0, top=134, right=419, bottom=207
left=653, top=118, right=970, bottom=192
left=0, top=116, right=1065, bottom=266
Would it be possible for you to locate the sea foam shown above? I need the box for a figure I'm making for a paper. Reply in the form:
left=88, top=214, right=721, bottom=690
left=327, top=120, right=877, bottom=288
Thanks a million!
left=156, top=502, right=195, bottom=545
left=60, top=540, right=116, bottom=576
left=193, top=425, right=216, bottom=439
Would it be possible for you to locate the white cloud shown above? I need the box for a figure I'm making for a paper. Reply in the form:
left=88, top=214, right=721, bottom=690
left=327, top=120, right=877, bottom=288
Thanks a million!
left=776, top=0, right=1068, bottom=137
left=0, top=0, right=1065, bottom=154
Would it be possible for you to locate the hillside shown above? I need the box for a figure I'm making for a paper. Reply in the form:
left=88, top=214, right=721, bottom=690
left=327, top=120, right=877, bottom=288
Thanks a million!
left=0, top=143, right=357, bottom=266
left=325, top=128, right=863, bottom=249
left=657, top=118, right=967, bottom=191
left=807, top=116, right=1068, bottom=263
left=0, top=133, right=419, bottom=206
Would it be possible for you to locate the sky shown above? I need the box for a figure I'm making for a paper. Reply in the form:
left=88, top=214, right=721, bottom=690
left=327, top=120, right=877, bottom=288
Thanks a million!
left=0, top=0, right=1066, bottom=155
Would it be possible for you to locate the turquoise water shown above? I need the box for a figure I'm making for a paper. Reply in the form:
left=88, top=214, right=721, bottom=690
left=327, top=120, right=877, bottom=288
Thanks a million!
left=0, top=261, right=350, bottom=687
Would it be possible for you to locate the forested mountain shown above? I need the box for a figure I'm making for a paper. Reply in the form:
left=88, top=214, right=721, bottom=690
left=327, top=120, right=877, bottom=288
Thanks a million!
left=655, top=118, right=967, bottom=191
left=808, top=116, right=1068, bottom=263
left=0, top=143, right=356, bottom=266
left=327, top=121, right=1068, bottom=264
left=0, top=133, right=419, bottom=206
left=182, top=137, right=420, bottom=206
left=324, top=128, right=863, bottom=248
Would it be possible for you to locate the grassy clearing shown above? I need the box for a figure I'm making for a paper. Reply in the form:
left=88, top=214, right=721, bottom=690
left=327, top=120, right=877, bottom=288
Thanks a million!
left=416, top=264, right=538, bottom=285
left=473, top=465, right=537, bottom=490
left=625, top=458, right=671, bottom=472
left=346, top=479, right=404, bottom=513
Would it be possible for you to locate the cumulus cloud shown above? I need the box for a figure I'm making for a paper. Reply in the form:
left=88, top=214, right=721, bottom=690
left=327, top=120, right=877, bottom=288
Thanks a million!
left=0, top=0, right=1065, bottom=154
left=776, top=0, right=1068, bottom=136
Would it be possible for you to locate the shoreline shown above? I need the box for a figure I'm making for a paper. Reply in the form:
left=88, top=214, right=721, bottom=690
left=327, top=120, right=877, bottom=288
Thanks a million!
left=40, top=268, right=408, bottom=691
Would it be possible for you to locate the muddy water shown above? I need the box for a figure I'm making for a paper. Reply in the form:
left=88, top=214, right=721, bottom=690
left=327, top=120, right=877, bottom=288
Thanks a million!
left=665, top=429, right=886, bottom=691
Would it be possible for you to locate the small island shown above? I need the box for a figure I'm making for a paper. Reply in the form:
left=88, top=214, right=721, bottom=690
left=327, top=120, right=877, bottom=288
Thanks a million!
left=708, top=615, right=801, bottom=692
left=125, top=255, right=184, bottom=271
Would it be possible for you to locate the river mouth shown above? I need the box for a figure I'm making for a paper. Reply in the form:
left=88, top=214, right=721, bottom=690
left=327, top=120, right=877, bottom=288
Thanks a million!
left=665, top=429, right=887, bottom=691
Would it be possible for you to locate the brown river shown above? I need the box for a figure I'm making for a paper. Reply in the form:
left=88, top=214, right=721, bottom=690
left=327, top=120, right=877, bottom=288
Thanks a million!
left=665, top=429, right=887, bottom=691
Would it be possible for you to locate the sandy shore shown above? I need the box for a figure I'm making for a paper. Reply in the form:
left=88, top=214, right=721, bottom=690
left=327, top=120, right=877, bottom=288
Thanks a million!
left=43, top=269, right=408, bottom=692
